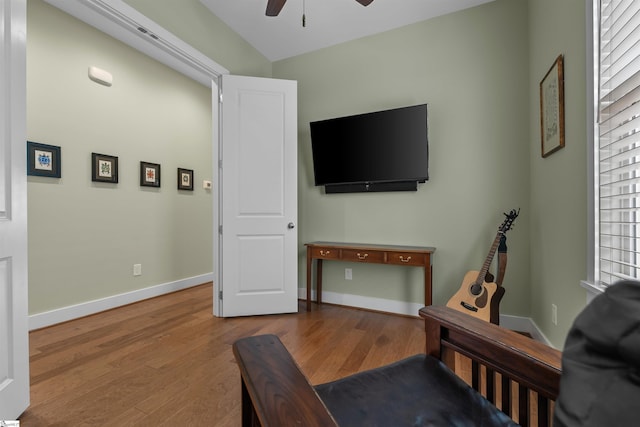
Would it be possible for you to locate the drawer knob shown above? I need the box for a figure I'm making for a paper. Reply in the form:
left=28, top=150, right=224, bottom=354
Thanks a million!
left=357, top=253, right=369, bottom=260
left=320, top=250, right=330, bottom=256
left=399, top=256, right=412, bottom=263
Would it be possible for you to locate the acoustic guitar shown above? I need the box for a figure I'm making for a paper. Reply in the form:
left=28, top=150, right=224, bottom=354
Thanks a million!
left=446, top=209, right=519, bottom=323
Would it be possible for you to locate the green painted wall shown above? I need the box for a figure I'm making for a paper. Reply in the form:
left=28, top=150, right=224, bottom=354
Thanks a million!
left=27, top=0, right=213, bottom=314
left=528, top=0, right=587, bottom=348
left=274, top=0, right=532, bottom=316
left=123, top=0, right=272, bottom=77
left=28, top=0, right=590, bottom=348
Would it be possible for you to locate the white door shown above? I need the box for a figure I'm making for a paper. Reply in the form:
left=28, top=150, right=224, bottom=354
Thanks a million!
left=217, top=75, right=298, bottom=317
left=0, top=0, right=30, bottom=420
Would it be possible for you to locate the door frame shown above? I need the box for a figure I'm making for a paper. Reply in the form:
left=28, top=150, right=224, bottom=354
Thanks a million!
left=42, top=0, right=231, bottom=316
left=43, top=1, right=228, bottom=87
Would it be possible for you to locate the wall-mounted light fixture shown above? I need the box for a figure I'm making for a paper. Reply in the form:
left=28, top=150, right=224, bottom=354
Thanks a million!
left=88, top=66, right=113, bottom=87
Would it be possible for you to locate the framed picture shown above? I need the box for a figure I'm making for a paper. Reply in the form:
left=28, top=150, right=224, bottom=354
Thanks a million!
left=177, top=168, right=194, bottom=191
left=27, top=141, right=61, bottom=178
left=540, top=55, right=565, bottom=158
left=91, top=152, right=118, bottom=183
left=140, top=161, right=161, bottom=187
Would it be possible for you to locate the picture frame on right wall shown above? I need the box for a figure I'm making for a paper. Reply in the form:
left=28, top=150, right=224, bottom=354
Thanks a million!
left=540, top=54, right=565, bottom=158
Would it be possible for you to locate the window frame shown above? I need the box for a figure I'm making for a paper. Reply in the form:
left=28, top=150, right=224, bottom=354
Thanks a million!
left=584, top=0, right=640, bottom=301
left=583, top=0, right=601, bottom=302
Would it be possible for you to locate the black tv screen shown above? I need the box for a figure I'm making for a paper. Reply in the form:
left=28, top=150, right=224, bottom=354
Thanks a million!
left=310, top=104, right=428, bottom=193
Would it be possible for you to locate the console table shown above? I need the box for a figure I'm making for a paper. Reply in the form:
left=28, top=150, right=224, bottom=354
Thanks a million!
left=305, top=242, right=435, bottom=312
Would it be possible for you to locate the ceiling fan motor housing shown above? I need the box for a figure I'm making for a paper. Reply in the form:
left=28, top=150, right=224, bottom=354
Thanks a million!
left=266, top=0, right=373, bottom=16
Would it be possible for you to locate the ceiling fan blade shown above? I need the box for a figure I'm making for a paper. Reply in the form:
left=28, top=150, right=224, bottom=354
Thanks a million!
left=355, top=0, right=374, bottom=6
left=266, top=0, right=287, bottom=16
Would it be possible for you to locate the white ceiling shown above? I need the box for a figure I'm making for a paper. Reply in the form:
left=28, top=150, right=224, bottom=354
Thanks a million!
left=200, top=0, right=495, bottom=61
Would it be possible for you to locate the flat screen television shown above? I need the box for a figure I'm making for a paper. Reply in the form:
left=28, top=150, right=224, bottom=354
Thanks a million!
left=309, top=104, right=428, bottom=193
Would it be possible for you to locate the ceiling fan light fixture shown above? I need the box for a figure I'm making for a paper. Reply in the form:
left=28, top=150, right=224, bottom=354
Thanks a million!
left=266, top=0, right=374, bottom=17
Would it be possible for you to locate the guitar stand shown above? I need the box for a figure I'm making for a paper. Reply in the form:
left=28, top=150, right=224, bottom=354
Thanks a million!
left=496, top=234, right=508, bottom=286
left=490, top=235, right=508, bottom=325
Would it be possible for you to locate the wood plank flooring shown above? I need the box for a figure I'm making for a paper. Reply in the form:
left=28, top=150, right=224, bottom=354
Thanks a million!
left=20, top=283, right=426, bottom=426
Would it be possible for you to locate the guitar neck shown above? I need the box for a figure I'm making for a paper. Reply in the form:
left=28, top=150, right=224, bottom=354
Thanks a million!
left=476, top=231, right=504, bottom=283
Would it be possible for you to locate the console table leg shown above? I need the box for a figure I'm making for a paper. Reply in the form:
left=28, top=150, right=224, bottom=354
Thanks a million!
left=306, top=250, right=312, bottom=311
left=317, top=259, right=323, bottom=305
left=425, top=264, right=432, bottom=306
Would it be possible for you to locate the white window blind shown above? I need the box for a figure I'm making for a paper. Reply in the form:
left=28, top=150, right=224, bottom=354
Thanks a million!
left=598, top=0, right=640, bottom=286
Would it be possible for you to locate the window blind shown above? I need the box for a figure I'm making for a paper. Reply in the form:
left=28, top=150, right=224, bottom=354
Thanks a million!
left=598, top=0, right=640, bottom=286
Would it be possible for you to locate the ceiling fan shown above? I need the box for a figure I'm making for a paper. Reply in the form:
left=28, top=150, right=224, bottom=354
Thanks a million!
left=266, top=0, right=374, bottom=17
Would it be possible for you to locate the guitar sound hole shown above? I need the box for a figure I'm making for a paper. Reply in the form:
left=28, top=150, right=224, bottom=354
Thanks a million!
left=470, top=283, right=483, bottom=296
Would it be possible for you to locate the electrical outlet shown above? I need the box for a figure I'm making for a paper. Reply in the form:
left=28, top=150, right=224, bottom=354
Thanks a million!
left=133, top=264, right=142, bottom=276
left=551, top=303, right=558, bottom=326
left=345, top=268, right=352, bottom=280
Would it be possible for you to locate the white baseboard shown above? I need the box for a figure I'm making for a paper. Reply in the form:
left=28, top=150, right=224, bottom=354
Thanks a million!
left=30, top=281, right=550, bottom=346
left=499, top=314, right=553, bottom=346
left=299, top=288, right=425, bottom=317
left=29, top=273, right=213, bottom=331
left=298, top=288, right=551, bottom=346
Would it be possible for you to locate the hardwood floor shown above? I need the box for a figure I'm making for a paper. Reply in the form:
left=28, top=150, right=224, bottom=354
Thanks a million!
left=20, top=283, right=426, bottom=426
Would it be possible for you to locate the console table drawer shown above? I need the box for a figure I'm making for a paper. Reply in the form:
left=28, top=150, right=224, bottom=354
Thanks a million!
left=310, top=247, right=340, bottom=260
left=342, top=249, right=385, bottom=263
left=387, top=252, right=426, bottom=266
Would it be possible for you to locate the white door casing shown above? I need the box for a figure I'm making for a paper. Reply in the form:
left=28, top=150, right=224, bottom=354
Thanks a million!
left=0, top=0, right=30, bottom=419
left=218, top=75, right=298, bottom=317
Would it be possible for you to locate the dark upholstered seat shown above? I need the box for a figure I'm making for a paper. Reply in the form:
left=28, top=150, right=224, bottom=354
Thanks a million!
left=315, top=354, right=517, bottom=427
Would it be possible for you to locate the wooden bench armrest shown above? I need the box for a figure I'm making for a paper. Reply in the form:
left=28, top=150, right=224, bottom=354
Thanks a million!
left=420, top=306, right=562, bottom=399
left=232, top=334, right=338, bottom=427
left=421, top=306, right=562, bottom=425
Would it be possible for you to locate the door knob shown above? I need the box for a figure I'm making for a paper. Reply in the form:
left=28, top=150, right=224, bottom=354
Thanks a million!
left=288, top=222, right=295, bottom=229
